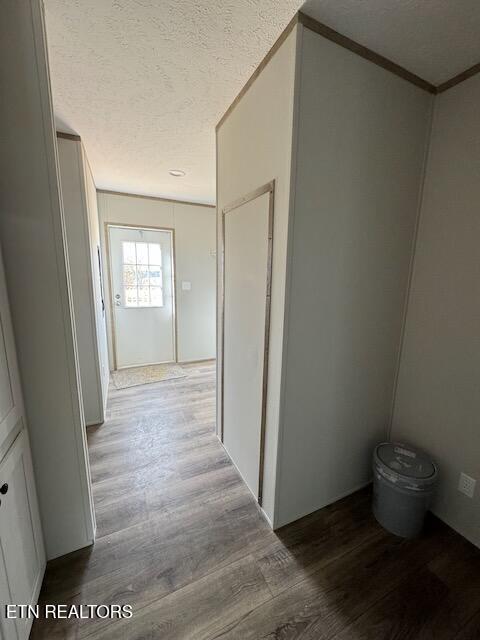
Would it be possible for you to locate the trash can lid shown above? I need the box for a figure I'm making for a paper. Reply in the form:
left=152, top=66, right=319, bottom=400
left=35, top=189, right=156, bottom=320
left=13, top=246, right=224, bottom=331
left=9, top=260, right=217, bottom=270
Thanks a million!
left=375, top=442, right=436, bottom=480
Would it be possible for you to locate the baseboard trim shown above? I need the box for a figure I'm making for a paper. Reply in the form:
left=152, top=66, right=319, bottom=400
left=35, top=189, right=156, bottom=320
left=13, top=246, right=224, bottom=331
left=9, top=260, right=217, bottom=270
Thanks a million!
left=178, top=357, right=216, bottom=365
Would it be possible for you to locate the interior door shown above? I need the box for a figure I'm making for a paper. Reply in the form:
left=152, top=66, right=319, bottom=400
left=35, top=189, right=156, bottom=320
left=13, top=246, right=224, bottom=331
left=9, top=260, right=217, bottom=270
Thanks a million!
left=222, top=184, right=273, bottom=503
left=108, top=225, right=176, bottom=369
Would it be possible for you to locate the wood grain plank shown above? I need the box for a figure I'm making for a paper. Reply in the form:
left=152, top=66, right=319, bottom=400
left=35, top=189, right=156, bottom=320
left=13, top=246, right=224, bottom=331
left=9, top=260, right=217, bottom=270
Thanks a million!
left=453, top=610, right=480, bottom=640
left=209, top=519, right=452, bottom=640
left=332, top=566, right=449, bottom=640
left=32, top=362, right=480, bottom=640
left=82, top=555, right=272, bottom=640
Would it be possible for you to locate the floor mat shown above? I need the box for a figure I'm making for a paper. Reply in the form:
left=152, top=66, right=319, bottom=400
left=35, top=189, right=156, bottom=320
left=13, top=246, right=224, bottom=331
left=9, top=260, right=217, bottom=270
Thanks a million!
left=111, top=363, right=187, bottom=389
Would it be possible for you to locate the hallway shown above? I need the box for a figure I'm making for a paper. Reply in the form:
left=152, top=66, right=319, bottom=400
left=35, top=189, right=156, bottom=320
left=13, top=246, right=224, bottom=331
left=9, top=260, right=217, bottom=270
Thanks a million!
left=31, top=361, right=480, bottom=639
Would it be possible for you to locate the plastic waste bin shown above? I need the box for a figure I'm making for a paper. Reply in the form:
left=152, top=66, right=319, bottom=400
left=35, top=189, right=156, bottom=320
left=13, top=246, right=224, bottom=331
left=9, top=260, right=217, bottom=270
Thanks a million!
left=373, top=442, right=437, bottom=538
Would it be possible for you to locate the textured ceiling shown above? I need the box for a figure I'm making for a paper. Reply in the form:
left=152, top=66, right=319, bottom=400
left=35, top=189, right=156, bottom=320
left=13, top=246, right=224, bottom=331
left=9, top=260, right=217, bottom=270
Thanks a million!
left=45, top=0, right=480, bottom=204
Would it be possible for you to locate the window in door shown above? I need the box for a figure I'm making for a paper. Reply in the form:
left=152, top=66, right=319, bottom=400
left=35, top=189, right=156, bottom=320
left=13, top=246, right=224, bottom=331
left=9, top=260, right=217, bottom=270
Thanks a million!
left=122, top=241, right=163, bottom=307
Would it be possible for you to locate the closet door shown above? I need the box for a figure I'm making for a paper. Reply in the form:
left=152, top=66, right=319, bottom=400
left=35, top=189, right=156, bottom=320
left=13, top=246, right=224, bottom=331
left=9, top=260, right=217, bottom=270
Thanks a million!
left=221, top=183, right=274, bottom=504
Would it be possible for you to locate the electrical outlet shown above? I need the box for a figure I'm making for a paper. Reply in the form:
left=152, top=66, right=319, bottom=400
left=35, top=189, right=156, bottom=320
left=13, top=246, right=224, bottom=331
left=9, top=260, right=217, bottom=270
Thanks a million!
left=458, top=472, right=476, bottom=498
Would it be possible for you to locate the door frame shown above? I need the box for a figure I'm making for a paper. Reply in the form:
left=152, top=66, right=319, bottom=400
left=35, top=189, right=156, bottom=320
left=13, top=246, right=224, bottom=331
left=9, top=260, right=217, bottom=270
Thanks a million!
left=105, top=222, right=178, bottom=370
left=220, top=180, right=275, bottom=505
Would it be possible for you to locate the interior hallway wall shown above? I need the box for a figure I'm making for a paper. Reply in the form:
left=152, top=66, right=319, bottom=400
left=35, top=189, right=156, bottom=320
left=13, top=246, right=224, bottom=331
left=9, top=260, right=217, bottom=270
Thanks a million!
left=392, top=75, right=480, bottom=548
left=216, top=28, right=298, bottom=523
left=276, top=26, right=433, bottom=527
left=0, top=0, right=95, bottom=559
left=57, top=137, right=109, bottom=425
left=97, top=192, right=216, bottom=367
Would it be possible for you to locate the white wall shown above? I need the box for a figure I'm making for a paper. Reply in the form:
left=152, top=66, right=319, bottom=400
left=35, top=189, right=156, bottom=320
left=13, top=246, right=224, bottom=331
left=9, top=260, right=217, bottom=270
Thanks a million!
left=57, top=137, right=109, bottom=425
left=392, top=75, right=480, bottom=548
left=84, top=151, right=110, bottom=408
left=97, top=192, right=216, bottom=367
left=216, top=28, right=298, bottom=523
left=0, top=0, right=95, bottom=559
left=174, top=203, right=216, bottom=362
left=276, top=26, right=433, bottom=527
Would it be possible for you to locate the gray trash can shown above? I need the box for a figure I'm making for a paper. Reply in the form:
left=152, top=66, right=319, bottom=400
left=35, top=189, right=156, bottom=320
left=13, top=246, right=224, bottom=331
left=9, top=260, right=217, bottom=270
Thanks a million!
left=372, top=442, right=437, bottom=538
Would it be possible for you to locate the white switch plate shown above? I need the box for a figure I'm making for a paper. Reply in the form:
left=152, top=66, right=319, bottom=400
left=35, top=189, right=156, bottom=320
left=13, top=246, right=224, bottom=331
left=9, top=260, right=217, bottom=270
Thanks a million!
left=182, top=281, right=191, bottom=291
left=458, top=472, right=476, bottom=498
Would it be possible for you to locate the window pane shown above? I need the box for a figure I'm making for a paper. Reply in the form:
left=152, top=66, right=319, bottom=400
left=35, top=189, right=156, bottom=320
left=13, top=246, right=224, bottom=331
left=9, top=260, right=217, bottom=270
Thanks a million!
left=137, top=286, right=149, bottom=306
left=123, top=265, right=137, bottom=286
left=150, top=286, right=163, bottom=307
left=124, top=286, right=138, bottom=307
left=137, top=266, right=149, bottom=286
left=122, top=242, right=136, bottom=265
left=148, top=243, right=162, bottom=265
left=136, top=242, right=148, bottom=265
left=149, top=266, right=162, bottom=287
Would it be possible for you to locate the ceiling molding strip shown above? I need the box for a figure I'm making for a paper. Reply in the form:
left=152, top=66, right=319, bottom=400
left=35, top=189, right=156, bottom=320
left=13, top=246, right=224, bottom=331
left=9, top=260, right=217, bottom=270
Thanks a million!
left=298, top=12, right=437, bottom=94
left=436, top=62, right=480, bottom=93
left=97, top=189, right=215, bottom=209
left=56, top=131, right=81, bottom=142
left=216, top=11, right=439, bottom=131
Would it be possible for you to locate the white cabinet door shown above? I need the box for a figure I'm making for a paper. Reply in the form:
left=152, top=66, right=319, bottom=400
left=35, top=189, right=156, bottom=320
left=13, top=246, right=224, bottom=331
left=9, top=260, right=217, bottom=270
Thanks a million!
left=0, top=430, right=45, bottom=640
left=0, top=553, right=17, bottom=640
left=0, top=244, right=45, bottom=639
left=0, top=248, right=24, bottom=457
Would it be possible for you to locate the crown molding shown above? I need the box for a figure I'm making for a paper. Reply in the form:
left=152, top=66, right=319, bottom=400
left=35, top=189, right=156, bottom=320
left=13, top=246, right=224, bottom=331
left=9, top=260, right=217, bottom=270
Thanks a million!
left=56, top=131, right=81, bottom=142
left=436, top=62, right=480, bottom=94
left=97, top=189, right=215, bottom=209
left=217, top=10, right=480, bottom=131
left=298, top=12, right=436, bottom=94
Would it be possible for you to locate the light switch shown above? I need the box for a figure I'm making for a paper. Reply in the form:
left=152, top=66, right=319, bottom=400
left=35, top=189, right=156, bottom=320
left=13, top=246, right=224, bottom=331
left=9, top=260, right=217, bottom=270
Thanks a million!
left=182, top=281, right=191, bottom=291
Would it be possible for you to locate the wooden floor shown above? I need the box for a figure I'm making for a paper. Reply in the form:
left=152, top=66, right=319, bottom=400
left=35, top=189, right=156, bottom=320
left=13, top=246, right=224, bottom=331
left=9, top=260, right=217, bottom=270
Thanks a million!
left=32, top=360, right=480, bottom=639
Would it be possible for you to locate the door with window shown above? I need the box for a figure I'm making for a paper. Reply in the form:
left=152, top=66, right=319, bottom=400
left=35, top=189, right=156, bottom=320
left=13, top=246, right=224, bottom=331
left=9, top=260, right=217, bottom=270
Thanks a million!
left=108, top=225, right=175, bottom=368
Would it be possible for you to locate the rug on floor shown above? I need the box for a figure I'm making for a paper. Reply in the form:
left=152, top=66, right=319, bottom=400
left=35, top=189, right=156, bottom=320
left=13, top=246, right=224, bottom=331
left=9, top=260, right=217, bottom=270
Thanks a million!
left=111, top=363, right=187, bottom=389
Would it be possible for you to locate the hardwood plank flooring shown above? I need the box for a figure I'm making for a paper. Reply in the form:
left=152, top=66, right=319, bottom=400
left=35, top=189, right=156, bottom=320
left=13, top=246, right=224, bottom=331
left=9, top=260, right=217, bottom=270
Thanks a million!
left=31, top=361, right=480, bottom=639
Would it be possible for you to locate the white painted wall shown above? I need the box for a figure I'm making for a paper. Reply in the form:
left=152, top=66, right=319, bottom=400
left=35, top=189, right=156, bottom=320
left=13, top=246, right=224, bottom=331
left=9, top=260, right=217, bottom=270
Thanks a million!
left=84, top=152, right=110, bottom=408
left=392, top=75, right=480, bottom=548
left=0, top=0, right=95, bottom=559
left=174, top=203, right=216, bottom=362
left=216, top=28, right=298, bottom=523
left=57, top=137, right=109, bottom=425
left=97, top=192, right=216, bottom=367
left=275, top=26, right=433, bottom=526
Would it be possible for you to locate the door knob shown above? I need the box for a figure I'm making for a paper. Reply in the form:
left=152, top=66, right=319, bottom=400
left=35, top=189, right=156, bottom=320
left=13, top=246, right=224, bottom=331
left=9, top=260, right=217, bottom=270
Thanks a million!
left=0, top=483, right=8, bottom=495
left=115, top=294, right=121, bottom=299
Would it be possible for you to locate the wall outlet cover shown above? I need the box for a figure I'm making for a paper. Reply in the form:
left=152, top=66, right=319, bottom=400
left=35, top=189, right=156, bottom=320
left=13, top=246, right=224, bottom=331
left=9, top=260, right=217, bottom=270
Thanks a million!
left=458, top=472, right=476, bottom=498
